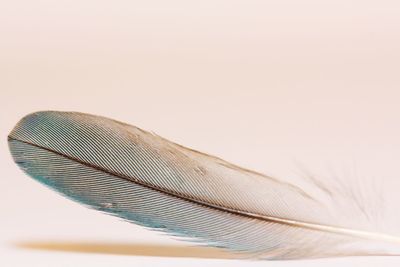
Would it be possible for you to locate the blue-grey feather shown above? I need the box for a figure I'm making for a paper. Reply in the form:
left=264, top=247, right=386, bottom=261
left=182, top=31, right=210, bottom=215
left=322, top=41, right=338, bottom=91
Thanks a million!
left=8, top=111, right=400, bottom=260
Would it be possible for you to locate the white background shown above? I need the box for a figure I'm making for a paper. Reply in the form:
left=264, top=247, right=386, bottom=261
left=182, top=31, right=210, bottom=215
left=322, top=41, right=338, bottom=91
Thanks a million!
left=1, top=1, right=400, bottom=266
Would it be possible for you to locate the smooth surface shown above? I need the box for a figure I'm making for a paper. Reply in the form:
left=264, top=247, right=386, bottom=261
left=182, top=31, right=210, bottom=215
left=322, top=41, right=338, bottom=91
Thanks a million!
left=1, top=0, right=400, bottom=266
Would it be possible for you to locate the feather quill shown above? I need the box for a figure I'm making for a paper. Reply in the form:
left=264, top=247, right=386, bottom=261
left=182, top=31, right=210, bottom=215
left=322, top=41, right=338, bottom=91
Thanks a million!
left=7, top=111, right=400, bottom=260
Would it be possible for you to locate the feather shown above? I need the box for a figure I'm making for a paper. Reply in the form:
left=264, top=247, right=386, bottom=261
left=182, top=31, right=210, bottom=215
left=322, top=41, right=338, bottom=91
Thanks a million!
left=7, top=111, right=400, bottom=260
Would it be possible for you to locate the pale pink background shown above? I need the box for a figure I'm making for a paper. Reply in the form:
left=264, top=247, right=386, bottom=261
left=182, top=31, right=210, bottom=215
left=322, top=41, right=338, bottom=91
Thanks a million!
left=1, top=1, right=400, bottom=266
